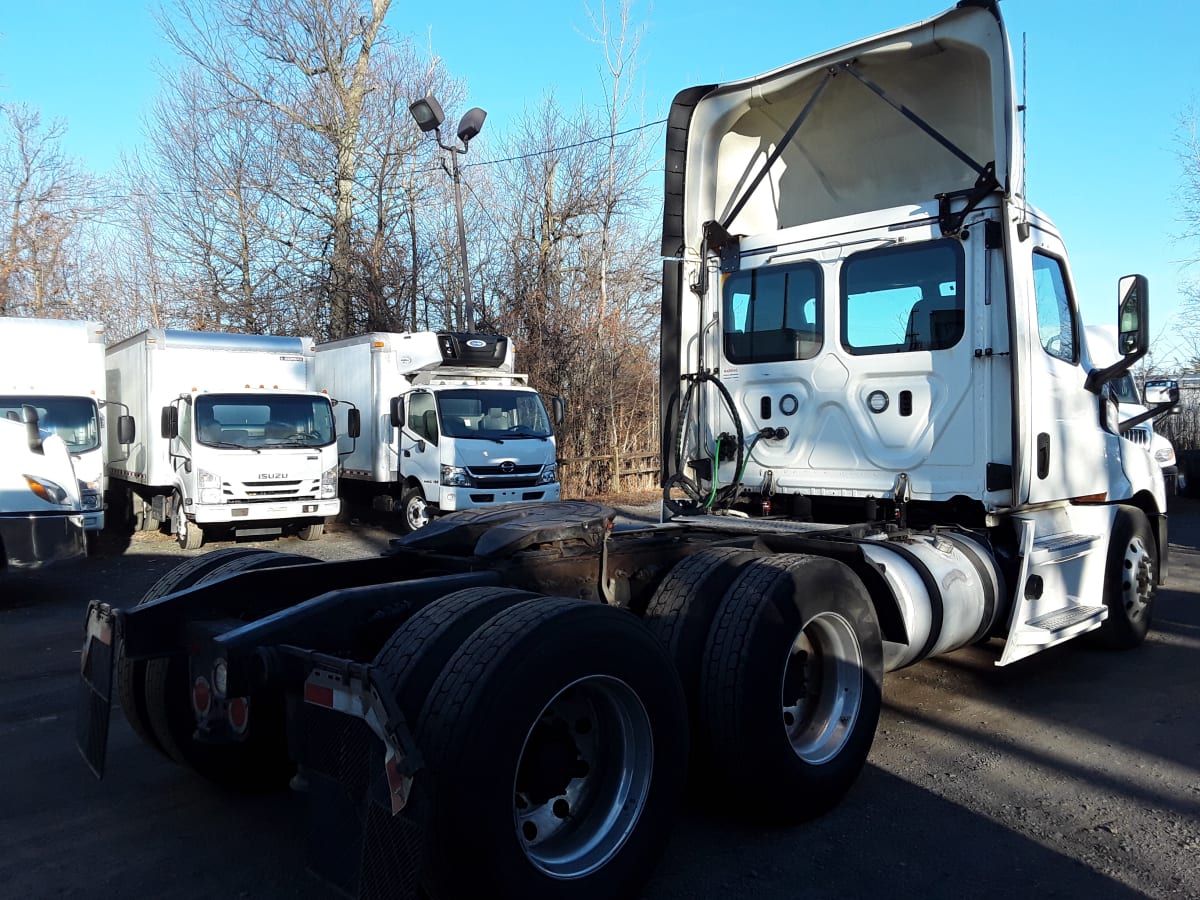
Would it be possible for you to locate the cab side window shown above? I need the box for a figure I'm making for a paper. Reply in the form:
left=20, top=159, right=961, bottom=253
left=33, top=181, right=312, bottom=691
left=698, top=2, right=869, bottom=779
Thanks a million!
left=1032, top=252, right=1077, bottom=363
left=407, top=392, right=439, bottom=445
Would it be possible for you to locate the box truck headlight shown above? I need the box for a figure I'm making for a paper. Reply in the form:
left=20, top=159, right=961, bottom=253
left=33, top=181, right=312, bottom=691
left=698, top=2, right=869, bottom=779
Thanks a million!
left=24, top=475, right=72, bottom=506
left=441, top=465, right=472, bottom=487
left=538, top=463, right=558, bottom=485
left=197, top=468, right=223, bottom=505
left=321, top=465, right=339, bottom=498
left=1155, top=446, right=1176, bottom=466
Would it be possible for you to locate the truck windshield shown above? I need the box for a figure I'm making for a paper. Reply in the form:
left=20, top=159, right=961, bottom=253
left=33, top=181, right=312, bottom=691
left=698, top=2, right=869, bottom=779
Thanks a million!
left=194, top=393, right=335, bottom=448
left=435, top=389, right=553, bottom=440
left=0, top=395, right=100, bottom=453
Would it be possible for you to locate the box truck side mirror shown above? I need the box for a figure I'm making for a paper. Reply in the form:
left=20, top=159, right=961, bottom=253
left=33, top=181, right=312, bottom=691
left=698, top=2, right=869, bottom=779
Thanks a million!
left=118, top=414, right=136, bottom=445
left=21, top=404, right=44, bottom=454
left=389, top=396, right=404, bottom=430
left=347, top=407, right=361, bottom=439
left=551, top=396, right=566, bottom=428
left=160, top=406, right=179, bottom=440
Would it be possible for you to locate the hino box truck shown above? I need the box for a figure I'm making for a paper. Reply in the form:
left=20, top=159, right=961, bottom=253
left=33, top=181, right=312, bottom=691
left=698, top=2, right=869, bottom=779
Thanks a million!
left=312, top=331, right=562, bottom=532
left=105, top=329, right=349, bottom=550
left=0, top=407, right=87, bottom=573
left=77, top=4, right=1175, bottom=899
left=0, top=317, right=132, bottom=538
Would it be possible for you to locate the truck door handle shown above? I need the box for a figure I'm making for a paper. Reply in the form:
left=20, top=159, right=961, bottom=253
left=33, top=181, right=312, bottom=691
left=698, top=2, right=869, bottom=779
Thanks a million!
left=1036, top=432, right=1050, bottom=480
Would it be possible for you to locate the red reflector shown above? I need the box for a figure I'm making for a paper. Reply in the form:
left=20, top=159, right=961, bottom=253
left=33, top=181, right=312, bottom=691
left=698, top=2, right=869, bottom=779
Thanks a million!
left=228, top=697, right=249, bottom=733
left=304, top=683, right=335, bottom=707
left=192, top=677, right=212, bottom=716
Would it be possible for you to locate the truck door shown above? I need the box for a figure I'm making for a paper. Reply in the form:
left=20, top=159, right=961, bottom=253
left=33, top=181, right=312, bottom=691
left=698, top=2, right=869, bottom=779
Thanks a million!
left=402, top=390, right=440, bottom=499
left=1012, top=228, right=1108, bottom=505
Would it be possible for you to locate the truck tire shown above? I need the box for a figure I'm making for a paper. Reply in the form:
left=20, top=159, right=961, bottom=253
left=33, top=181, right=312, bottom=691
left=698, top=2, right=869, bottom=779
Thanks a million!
left=642, top=547, right=759, bottom=766
left=373, top=586, right=539, bottom=725
left=118, top=549, right=288, bottom=758
left=142, top=550, right=316, bottom=790
left=700, top=553, right=882, bottom=823
left=1087, top=506, right=1156, bottom=650
left=415, top=597, right=687, bottom=900
left=174, top=492, right=204, bottom=550
left=399, top=485, right=429, bottom=534
left=297, top=522, right=324, bottom=542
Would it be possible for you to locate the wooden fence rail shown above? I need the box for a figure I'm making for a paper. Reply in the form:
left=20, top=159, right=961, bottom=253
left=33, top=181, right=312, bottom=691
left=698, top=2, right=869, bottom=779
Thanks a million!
left=558, top=451, right=660, bottom=497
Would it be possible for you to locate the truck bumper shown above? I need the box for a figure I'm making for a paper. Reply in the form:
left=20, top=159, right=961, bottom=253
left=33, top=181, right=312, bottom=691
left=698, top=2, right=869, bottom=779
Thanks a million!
left=0, top=511, right=87, bottom=569
left=439, top=483, right=561, bottom=512
left=192, top=498, right=340, bottom=525
left=83, top=510, right=104, bottom=531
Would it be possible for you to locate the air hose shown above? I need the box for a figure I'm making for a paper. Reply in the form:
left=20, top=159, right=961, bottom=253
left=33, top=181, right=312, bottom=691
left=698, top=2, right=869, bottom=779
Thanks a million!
left=663, top=370, right=746, bottom=517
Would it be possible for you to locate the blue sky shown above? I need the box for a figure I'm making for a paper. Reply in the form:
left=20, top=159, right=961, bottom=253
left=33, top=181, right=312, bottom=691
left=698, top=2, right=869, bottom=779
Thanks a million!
left=2, top=1, right=1198, bottom=361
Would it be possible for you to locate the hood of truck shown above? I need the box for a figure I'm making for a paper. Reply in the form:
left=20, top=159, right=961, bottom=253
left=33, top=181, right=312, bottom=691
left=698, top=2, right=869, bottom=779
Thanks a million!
left=0, top=422, right=82, bottom=514
left=677, top=2, right=1017, bottom=241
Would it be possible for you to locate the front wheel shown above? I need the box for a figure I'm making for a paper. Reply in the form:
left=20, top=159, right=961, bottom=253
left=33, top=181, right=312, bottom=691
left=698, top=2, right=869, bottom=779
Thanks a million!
left=399, top=485, right=430, bottom=534
left=415, top=598, right=688, bottom=900
left=297, top=521, right=324, bottom=542
left=174, top=494, right=204, bottom=551
left=1088, top=505, right=1156, bottom=649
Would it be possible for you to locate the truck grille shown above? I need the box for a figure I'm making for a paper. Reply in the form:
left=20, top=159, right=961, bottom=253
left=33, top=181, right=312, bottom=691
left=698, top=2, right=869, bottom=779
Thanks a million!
left=223, top=478, right=321, bottom=501
left=1124, top=428, right=1150, bottom=446
left=466, top=464, right=543, bottom=489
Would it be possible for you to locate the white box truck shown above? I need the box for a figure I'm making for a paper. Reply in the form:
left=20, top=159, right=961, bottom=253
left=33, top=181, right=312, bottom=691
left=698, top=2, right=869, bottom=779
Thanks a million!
left=312, top=331, right=562, bottom=532
left=0, top=407, right=87, bottom=572
left=105, top=329, right=352, bottom=550
left=0, top=317, right=132, bottom=539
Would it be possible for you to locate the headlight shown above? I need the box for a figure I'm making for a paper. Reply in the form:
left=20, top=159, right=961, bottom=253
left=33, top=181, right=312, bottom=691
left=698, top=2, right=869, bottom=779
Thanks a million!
left=79, top=479, right=100, bottom=509
left=24, top=475, right=71, bottom=505
left=197, top=468, right=223, bottom=505
left=441, top=465, right=472, bottom=487
left=321, top=465, right=338, bottom=498
left=538, top=463, right=558, bottom=485
left=1155, top=447, right=1176, bottom=466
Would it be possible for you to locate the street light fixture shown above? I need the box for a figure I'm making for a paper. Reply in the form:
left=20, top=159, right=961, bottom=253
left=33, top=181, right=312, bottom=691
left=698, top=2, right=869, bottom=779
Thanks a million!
left=409, top=95, right=487, bottom=333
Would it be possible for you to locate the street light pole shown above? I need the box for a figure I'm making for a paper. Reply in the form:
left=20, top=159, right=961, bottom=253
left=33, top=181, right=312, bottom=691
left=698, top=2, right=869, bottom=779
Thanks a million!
left=409, top=96, right=487, bottom=334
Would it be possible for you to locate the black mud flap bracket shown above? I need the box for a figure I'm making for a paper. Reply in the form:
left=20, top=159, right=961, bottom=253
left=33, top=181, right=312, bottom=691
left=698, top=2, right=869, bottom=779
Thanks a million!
left=296, top=651, right=423, bottom=815
left=76, top=602, right=120, bottom=778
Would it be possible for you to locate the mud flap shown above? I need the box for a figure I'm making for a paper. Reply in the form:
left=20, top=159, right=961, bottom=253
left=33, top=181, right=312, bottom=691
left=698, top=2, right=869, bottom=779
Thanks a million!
left=76, top=603, right=118, bottom=777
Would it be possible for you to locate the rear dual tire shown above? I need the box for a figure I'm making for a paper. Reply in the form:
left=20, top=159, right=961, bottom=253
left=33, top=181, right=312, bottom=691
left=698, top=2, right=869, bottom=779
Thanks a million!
left=408, top=596, right=688, bottom=900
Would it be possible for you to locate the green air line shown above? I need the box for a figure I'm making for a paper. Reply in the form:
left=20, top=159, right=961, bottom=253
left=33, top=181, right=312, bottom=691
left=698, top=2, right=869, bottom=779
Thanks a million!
left=705, top=435, right=722, bottom=509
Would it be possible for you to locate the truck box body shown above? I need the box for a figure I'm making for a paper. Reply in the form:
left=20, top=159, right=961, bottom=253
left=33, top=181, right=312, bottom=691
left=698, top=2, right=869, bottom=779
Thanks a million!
left=0, top=416, right=86, bottom=571
left=105, top=329, right=340, bottom=544
left=313, top=332, right=559, bottom=528
left=0, top=317, right=109, bottom=530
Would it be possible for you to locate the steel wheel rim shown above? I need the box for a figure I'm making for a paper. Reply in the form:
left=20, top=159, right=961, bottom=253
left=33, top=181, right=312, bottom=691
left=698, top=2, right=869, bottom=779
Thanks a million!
left=1121, top=535, right=1154, bottom=621
left=780, top=611, right=863, bottom=764
left=513, top=675, right=654, bottom=879
left=406, top=495, right=428, bottom=530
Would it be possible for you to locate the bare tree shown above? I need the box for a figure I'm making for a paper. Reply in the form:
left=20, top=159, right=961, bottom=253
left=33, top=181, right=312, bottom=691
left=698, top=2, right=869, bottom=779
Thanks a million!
left=159, top=0, right=393, bottom=339
left=0, top=104, right=108, bottom=319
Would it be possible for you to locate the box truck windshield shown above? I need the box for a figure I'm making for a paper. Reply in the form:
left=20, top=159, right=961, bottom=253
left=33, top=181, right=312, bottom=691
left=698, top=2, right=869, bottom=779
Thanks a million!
left=194, top=393, right=335, bottom=449
left=434, top=389, right=553, bottom=440
left=0, top=395, right=101, bottom=454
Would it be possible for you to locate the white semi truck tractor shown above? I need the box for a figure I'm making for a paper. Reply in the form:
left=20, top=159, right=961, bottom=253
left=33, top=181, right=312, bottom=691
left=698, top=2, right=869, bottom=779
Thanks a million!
left=104, top=329, right=354, bottom=549
left=313, top=331, right=562, bottom=532
left=78, top=4, right=1174, bottom=898
left=0, top=408, right=87, bottom=573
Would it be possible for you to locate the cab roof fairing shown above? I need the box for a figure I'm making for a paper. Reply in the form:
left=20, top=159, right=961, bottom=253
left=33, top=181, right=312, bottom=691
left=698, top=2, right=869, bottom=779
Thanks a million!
left=678, top=2, right=1022, bottom=260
